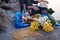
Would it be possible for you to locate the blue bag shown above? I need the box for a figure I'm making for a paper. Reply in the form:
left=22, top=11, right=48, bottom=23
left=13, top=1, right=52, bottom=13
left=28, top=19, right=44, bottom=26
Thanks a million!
left=41, top=13, right=50, bottom=19
left=55, top=22, right=60, bottom=26
left=14, top=11, right=30, bottom=29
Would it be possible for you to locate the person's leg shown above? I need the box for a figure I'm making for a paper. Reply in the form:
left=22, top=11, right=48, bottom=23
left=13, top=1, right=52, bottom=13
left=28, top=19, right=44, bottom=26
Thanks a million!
left=19, top=0, right=24, bottom=12
left=19, top=0, right=32, bottom=13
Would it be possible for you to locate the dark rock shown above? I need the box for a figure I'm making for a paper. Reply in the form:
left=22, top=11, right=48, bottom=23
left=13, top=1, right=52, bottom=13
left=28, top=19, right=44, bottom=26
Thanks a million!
left=47, top=8, right=55, bottom=15
left=1, top=0, right=9, bottom=3
left=0, top=6, right=13, bottom=10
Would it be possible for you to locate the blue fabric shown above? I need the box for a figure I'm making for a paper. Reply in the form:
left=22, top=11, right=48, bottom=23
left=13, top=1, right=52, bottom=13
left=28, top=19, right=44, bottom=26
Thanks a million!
left=14, top=11, right=30, bottom=29
left=55, top=22, right=60, bottom=26
left=38, top=7, right=48, bottom=10
left=41, top=13, right=50, bottom=19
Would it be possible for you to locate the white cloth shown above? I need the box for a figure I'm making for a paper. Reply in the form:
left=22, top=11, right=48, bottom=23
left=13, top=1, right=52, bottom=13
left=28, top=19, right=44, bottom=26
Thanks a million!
left=37, top=16, right=49, bottom=26
left=38, top=2, right=48, bottom=7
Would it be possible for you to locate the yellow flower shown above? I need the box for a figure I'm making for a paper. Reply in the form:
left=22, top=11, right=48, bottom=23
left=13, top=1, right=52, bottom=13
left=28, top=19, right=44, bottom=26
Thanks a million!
left=34, top=14, right=41, bottom=18
left=49, top=23, right=52, bottom=27
left=43, top=22, right=49, bottom=27
left=30, top=21, right=40, bottom=31
left=43, top=22, right=54, bottom=32
left=43, top=26, right=54, bottom=32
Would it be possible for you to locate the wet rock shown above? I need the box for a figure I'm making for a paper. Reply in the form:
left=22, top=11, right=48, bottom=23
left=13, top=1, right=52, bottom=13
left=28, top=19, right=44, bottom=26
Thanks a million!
left=1, top=0, right=9, bottom=3
left=0, top=6, right=13, bottom=10
left=0, top=12, right=6, bottom=33
left=47, top=8, right=55, bottom=15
